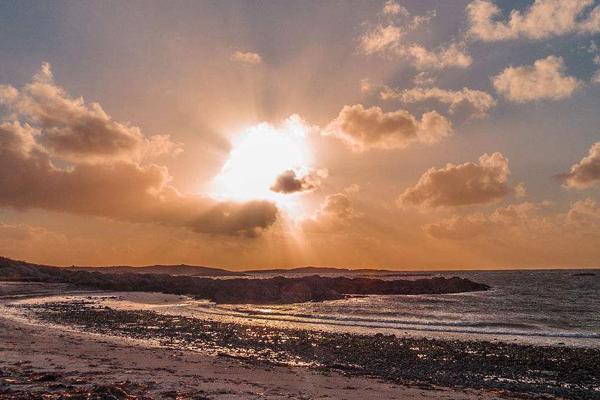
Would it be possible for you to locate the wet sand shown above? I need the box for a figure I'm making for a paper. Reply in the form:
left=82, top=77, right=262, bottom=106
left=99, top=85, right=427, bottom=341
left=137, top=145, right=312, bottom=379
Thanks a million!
left=1, top=283, right=592, bottom=399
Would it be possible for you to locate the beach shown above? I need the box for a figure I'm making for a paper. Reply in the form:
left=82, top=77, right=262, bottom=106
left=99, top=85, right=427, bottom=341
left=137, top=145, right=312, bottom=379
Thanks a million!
left=0, top=284, right=508, bottom=400
left=2, top=282, right=599, bottom=399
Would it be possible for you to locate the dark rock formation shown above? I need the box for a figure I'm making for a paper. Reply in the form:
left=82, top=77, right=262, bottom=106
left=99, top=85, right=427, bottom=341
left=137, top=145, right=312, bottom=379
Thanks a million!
left=0, top=257, right=490, bottom=304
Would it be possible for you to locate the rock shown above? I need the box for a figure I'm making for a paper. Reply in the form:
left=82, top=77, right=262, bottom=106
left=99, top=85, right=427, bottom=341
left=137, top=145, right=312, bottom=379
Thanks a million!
left=0, top=257, right=490, bottom=304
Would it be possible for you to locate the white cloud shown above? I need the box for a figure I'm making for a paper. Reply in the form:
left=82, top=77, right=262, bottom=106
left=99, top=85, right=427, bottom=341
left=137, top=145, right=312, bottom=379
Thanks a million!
left=360, top=78, right=373, bottom=93
left=359, top=25, right=403, bottom=55
left=412, top=72, right=437, bottom=87
left=589, top=41, right=600, bottom=83
left=358, top=5, right=471, bottom=70
left=515, top=182, right=527, bottom=197
left=231, top=51, right=262, bottom=65
left=467, top=0, right=600, bottom=41
left=403, top=43, right=472, bottom=70
left=492, top=56, right=581, bottom=102
left=382, top=1, right=409, bottom=17
left=381, top=86, right=496, bottom=118
left=560, top=142, right=600, bottom=188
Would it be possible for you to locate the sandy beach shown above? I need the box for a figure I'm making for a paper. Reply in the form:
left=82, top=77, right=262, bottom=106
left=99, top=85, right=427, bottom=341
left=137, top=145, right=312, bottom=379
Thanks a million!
left=0, top=283, right=534, bottom=400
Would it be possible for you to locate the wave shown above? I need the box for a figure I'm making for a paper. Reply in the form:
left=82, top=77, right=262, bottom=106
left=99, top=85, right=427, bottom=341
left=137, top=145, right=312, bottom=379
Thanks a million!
left=187, top=303, right=600, bottom=341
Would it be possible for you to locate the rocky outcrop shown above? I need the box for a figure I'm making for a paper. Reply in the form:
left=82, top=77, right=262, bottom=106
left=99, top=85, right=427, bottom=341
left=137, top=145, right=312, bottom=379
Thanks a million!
left=0, top=257, right=490, bottom=304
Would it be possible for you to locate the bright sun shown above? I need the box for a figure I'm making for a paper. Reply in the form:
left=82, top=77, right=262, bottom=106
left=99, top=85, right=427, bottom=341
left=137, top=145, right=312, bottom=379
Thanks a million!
left=212, top=116, right=312, bottom=207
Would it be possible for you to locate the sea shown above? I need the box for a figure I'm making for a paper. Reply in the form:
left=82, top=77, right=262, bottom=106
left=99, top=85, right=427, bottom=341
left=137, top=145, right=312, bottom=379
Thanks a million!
left=163, top=269, right=600, bottom=348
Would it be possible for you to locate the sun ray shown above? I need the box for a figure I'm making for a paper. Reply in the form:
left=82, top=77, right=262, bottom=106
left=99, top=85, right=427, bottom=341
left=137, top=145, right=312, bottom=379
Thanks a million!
left=212, top=116, right=313, bottom=214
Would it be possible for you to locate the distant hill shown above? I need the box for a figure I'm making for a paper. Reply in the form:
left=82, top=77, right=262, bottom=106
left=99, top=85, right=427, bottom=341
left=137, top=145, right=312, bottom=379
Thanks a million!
left=246, top=266, right=372, bottom=274
left=246, top=266, right=431, bottom=277
left=69, top=264, right=244, bottom=277
left=0, top=258, right=430, bottom=278
left=0, top=257, right=59, bottom=281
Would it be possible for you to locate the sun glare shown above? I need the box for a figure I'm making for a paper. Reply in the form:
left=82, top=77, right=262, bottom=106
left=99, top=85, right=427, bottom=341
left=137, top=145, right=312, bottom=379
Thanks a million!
left=212, top=116, right=312, bottom=209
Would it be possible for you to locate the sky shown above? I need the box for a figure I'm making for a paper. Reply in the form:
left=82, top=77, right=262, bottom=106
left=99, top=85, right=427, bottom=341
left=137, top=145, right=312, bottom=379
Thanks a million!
left=0, top=0, right=598, bottom=269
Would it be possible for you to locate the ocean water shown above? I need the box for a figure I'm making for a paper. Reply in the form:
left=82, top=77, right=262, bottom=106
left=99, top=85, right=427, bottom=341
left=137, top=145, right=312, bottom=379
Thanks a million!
left=176, top=270, right=600, bottom=347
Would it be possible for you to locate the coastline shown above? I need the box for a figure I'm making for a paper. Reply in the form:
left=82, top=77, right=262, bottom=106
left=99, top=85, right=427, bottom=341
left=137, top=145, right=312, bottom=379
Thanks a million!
left=0, top=285, right=511, bottom=400
left=2, top=284, right=599, bottom=399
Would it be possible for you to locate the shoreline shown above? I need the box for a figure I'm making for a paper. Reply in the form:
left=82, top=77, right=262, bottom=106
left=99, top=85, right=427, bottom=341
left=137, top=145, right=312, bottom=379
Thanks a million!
left=0, top=285, right=514, bottom=400
left=20, top=289, right=600, bottom=349
left=2, top=285, right=599, bottom=399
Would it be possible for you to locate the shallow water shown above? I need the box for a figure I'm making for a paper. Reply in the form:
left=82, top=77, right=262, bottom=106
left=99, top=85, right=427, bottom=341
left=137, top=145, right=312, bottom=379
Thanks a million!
left=8, top=269, right=600, bottom=347
left=163, top=269, right=600, bottom=347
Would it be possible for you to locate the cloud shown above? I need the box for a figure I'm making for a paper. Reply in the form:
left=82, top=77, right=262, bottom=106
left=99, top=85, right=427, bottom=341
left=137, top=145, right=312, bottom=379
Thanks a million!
left=359, top=34, right=472, bottom=70
left=270, top=169, right=327, bottom=194
left=360, top=78, right=373, bottom=93
left=0, top=221, right=69, bottom=262
left=302, top=192, right=358, bottom=232
left=381, top=86, right=496, bottom=118
left=357, top=5, right=471, bottom=70
left=515, top=182, right=527, bottom=197
left=403, top=43, right=472, bottom=70
left=324, top=104, right=452, bottom=152
left=426, top=199, right=600, bottom=241
left=0, top=103, right=277, bottom=238
left=359, top=25, right=403, bottom=55
left=560, top=142, right=600, bottom=188
left=492, top=56, right=581, bottom=102
left=424, top=212, right=491, bottom=240
left=424, top=202, right=546, bottom=240
left=413, top=72, right=437, bottom=86
left=343, top=183, right=361, bottom=194
left=0, top=222, right=53, bottom=242
left=466, top=0, right=600, bottom=41
left=398, top=152, right=511, bottom=208
left=190, top=201, right=278, bottom=237
left=231, top=51, right=262, bottom=65
left=382, top=1, right=409, bottom=17
left=0, top=63, right=181, bottom=163
left=566, top=197, right=600, bottom=225
left=588, top=42, right=600, bottom=83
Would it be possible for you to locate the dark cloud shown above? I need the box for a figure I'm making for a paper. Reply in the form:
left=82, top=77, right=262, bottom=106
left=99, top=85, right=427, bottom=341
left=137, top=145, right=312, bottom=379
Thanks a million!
left=0, top=110, right=277, bottom=238
left=0, top=63, right=181, bottom=163
left=270, top=169, right=326, bottom=194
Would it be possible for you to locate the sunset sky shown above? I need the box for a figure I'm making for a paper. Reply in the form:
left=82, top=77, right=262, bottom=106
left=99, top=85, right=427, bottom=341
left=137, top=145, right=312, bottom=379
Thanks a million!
left=0, top=0, right=599, bottom=269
